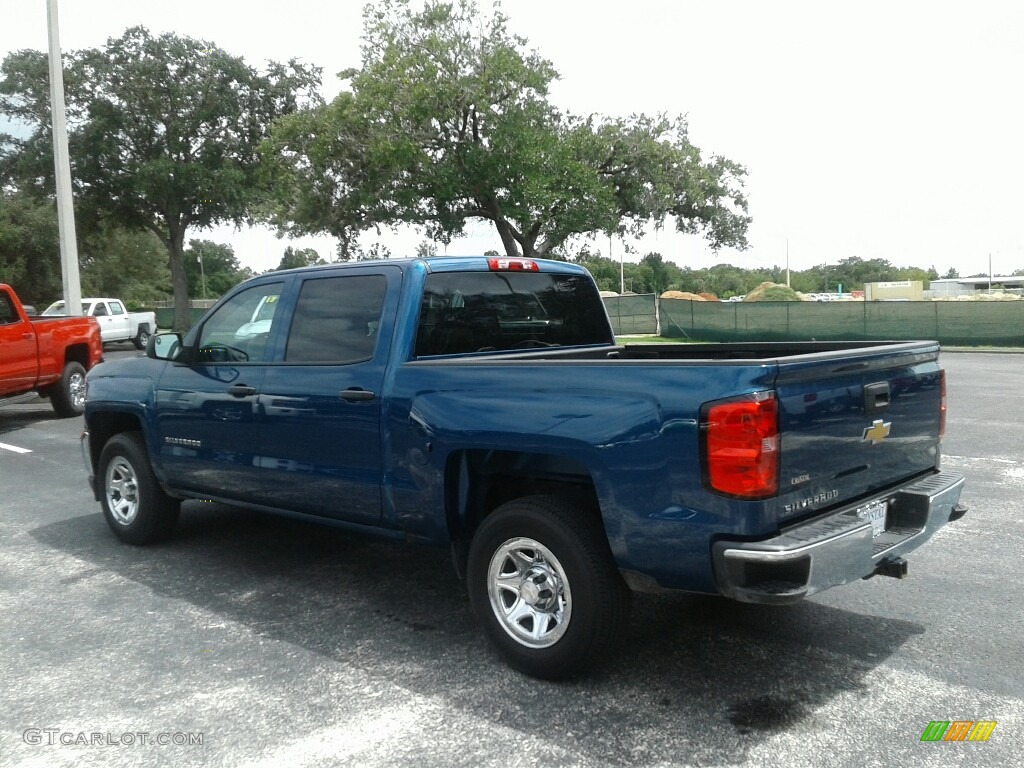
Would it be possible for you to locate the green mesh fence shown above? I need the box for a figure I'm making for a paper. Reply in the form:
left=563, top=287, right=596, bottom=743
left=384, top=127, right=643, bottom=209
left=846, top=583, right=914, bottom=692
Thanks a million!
left=660, top=300, right=1024, bottom=346
left=151, top=297, right=1023, bottom=345
left=602, top=294, right=658, bottom=335
left=152, top=307, right=208, bottom=330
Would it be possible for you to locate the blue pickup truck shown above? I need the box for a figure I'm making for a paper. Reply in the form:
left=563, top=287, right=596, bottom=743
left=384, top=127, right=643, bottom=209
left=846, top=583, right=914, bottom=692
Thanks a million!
left=82, top=257, right=966, bottom=678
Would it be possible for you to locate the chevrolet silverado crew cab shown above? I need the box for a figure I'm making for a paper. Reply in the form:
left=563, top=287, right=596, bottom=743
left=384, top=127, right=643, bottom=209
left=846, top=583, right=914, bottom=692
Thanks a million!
left=82, top=257, right=966, bottom=678
left=1, top=284, right=103, bottom=417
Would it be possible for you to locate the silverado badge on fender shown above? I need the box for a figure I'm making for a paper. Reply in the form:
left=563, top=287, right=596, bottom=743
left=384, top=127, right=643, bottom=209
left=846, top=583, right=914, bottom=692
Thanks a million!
left=862, top=419, right=892, bottom=445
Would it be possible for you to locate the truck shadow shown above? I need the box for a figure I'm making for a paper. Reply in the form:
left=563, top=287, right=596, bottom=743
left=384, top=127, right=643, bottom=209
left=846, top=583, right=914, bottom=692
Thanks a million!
left=32, top=503, right=924, bottom=766
left=0, top=402, right=64, bottom=434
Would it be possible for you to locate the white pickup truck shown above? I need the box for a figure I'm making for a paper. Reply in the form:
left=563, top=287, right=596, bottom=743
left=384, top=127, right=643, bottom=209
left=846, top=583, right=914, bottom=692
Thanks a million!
left=42, top=298, right=157, bottom=349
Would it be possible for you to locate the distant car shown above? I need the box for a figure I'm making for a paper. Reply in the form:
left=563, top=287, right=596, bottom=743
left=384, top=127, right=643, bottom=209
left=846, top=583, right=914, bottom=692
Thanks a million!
left=233, top=294, right=280, bottom=339
left=43, top=298, right=157, bottom=349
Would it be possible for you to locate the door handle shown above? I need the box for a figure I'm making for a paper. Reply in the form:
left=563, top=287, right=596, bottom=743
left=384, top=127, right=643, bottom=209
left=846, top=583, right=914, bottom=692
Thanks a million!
left=227, top=384, right=257, bottom=398
left=339, top=388, right=375, bottom=402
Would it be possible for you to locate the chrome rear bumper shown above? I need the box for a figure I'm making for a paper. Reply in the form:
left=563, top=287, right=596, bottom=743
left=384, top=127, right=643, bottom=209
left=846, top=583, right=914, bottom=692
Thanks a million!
left=712, top=470, right=966, bottom=604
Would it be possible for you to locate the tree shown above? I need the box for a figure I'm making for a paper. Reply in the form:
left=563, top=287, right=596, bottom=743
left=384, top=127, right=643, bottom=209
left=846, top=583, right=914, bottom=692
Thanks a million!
left=350, top=242, right=393, bottom=261
left=895, top=265, right=938, bottom=288
left=276, top=246, right=324, bottom=271
left=415, top=240, right=439, bottom=258
left=575, top=253, right=618, bottom=292
left=79, top=226, right=171, bottom=305
left=0, top=189, right=61, bottom=305
left=265, top=0, right=749, bottom=261
left=0, top=27, right=321, bottom=329
left=942, top=267, right=960, bottom=279
left=0, top=191, right=176, bottom=308
left=183, top=240, right=252, bottom=298
left=639, top=252, right=671, bottom=294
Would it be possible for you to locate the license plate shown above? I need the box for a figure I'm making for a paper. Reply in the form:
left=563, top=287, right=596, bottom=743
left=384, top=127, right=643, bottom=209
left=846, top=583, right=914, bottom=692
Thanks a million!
left=857, top=501, right=888, bottom=538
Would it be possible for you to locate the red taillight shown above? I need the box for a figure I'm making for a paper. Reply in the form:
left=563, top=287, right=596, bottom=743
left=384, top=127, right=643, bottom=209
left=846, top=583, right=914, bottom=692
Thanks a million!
left=701, top=392, right=779, bottom=499
left=487, top=258, right=539, bottom=272
left=939, top=369, right=946, bottom=440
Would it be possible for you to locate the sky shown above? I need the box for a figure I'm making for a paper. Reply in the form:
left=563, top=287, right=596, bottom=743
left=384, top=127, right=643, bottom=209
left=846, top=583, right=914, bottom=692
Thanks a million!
left=2, top=0, right=1023, bottom=277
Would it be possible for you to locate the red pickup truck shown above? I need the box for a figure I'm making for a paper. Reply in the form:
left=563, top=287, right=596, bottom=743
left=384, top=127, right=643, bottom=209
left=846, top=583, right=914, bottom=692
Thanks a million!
left=0, top=284, right=103, bottom=417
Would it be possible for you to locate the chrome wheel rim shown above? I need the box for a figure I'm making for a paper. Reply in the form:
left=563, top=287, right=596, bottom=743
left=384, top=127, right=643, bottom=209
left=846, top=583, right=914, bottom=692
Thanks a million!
left=69, top=372, right=86, bottom=409
left=487, top=537, right=571, bottom=648
left=105, top=457, right=139, bottom=525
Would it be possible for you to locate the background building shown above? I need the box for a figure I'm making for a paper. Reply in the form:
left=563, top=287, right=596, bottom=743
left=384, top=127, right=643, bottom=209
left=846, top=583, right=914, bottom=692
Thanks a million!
left=864, top=281, right=924, bottom=301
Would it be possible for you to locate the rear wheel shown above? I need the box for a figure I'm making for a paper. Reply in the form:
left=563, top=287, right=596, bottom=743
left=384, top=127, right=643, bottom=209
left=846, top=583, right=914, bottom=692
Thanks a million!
left=133, top=326, right=150, bottom=350
left=98, top=432, right=179, bottom=544
left=467, top=495, right=631, bottom=679
left=50, top=361, right=86, bottom=417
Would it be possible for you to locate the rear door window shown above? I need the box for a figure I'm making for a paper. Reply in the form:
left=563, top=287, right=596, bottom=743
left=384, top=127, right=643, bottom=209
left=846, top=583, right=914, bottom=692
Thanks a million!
left=284, top=274, right=388, bottom=363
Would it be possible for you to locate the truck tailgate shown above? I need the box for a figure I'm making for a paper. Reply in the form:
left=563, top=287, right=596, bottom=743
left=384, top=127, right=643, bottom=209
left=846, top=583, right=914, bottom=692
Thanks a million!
left=773, top=342, right=942, bottom=522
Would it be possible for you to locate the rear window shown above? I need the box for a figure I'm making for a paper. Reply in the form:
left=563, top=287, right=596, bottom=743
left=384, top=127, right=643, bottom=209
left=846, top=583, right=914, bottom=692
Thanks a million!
left=415, top=271, right=613, bottom=357
left=0, top=293, right=16, bottom=324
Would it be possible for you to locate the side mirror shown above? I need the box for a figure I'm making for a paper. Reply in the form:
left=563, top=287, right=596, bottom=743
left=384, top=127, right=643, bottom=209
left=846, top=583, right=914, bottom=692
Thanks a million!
left=147, top=332, right=183, bottom=360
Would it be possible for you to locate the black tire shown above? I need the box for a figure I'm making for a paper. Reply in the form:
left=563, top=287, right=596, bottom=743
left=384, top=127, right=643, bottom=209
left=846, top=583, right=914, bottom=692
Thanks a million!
left=98, top=432, right=180, bottom=544
left=50, top=361, right=87, bottom=417
left=133, top=326, right=151, bottom=350
left=467, top=495, right=631, bottom=679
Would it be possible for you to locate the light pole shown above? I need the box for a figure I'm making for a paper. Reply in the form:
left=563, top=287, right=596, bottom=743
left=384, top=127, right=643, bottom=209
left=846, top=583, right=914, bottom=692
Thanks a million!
left=47, top=0, right=82, bottom=316
left=611, top=234, right=623, bottom=294
left=197, top=245, right=207, bottom=299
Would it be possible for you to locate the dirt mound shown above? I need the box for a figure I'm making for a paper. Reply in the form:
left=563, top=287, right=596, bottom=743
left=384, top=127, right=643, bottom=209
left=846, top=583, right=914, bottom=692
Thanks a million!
left=745, top=282, right=806, bottom=302
left=935, top=292, right=1022, bottom=301
left=660, top=291, right=706, bottom=301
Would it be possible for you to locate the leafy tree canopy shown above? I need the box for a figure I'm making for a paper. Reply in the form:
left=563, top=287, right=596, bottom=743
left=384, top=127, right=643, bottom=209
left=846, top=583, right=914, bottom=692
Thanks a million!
left=275, top=245, right=325, bottom=271
left=570, top=249, right=943, bottom=297
left=265, top=0, right=750, bottom=260
left=0, top=26, right=321, bottom=329
left=183, top=239, right=253, bottom=298
left=0, top=189, right=61, bottom=305
left=79, top=225, right=171, bottom=306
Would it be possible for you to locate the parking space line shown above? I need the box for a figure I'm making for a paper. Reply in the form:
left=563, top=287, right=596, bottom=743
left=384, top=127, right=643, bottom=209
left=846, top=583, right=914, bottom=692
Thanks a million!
left=0, top=442, right=32, bottom=454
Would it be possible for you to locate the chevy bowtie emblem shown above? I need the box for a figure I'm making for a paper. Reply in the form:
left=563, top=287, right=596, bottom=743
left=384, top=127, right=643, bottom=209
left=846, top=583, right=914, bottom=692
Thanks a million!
left=862, top=419, right=891, bottom=445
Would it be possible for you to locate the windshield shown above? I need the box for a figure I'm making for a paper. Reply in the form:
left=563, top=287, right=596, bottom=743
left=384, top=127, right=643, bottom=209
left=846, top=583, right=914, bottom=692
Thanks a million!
left=42, top=301, right=93, bottom=316
left=415, top=271, right=613, bottom=356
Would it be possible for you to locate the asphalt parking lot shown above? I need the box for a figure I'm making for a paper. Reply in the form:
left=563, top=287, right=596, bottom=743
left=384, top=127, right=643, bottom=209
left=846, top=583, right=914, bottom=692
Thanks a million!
left=1, top=348, right=1020, bottom=768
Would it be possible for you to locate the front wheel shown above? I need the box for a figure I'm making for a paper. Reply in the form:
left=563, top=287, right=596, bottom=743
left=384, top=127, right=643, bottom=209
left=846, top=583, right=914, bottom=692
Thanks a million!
left=467, top=495, right=631, bottom=679
left=50, top=361, right=87, bottom=417
left=98, top=432, right=180, bottom=544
